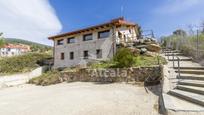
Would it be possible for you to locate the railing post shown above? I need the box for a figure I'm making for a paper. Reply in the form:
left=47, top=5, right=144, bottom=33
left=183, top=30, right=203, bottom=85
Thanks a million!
left=177, top=57, right=180, bottom=78
left=167, top=50, right=169, bottom=60
left=164, top=48, right=167, bottom=56
left=173, top=51, right=175, bottom=68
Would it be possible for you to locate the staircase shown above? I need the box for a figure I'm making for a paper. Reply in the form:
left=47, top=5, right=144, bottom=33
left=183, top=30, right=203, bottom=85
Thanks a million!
left=162, top=49, right=204, bottom=113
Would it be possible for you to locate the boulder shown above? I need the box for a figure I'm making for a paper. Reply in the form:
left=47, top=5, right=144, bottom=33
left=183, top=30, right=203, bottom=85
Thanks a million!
left=119, top=42, right=127, bottom=47
left=143, top=51, right=155, bottom=57
left=140, top=48, right=147, bottom=54
left=144, top=42, right=152, bottom=45
left=147, top=44, right=161, bottom=53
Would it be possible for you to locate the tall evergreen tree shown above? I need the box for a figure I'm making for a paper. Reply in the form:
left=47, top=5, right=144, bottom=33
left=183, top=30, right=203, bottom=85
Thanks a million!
left=0, top=33, right=5, bottom=47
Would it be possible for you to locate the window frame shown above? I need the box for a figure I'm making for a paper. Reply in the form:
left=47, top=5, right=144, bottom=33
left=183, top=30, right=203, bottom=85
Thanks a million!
left=83, top=34, right=93, bottom=41
left=70, top=52, right=74, bottom=60
left=98, top=30, right=110, bottom=39
left=57, top=39, right=64, bottom=45
left=60, top=52, right=65, bottom=60
left=83, top=50, right=89, bottom=59
left=96, top=49, right=102, bottom=58
left=67, top=37, right=76, bottom=44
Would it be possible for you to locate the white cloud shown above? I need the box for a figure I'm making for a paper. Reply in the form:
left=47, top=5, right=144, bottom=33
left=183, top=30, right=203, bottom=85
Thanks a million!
left=154, top=0, right=204, bottom=14
left=0, top=0, right=62, bottom=45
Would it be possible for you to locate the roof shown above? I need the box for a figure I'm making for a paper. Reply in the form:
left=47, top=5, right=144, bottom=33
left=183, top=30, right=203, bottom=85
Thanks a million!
left=3, top=43, right=31, bottom=50
left=48, top=17, right=137, bottom=40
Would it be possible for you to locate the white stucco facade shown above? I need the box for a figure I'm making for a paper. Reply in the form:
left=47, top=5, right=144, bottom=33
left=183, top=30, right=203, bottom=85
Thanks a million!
left=0, top=48, right=21, bottom=57
left=0, top=44, right=31, bottom=57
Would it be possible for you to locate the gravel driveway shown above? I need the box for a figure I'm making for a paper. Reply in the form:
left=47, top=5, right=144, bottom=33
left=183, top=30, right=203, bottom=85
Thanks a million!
left=0, top=82, right=160, bottom=115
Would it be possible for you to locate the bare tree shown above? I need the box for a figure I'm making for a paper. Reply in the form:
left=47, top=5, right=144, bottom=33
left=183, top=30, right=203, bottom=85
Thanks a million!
left=201, top=21, right=204, bottom=34
left=188, top=25, right=195, bottom=35
left=173, top=29, right=187, bottom=36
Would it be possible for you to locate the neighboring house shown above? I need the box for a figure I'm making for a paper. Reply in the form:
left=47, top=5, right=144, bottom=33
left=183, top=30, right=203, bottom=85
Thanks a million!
left=49, top=17, right=140, bottom=68
left=0, top=43, right=31, bottom=57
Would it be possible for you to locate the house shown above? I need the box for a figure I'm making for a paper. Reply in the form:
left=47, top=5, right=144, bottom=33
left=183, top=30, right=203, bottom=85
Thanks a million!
left=0, top=43, right=31, bottom=57
left=48, top=17, right=140, bottom=68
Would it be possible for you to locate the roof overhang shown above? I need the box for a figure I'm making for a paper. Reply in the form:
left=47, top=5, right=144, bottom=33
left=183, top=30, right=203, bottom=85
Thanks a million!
left=48, top=17, right=137, bottom=40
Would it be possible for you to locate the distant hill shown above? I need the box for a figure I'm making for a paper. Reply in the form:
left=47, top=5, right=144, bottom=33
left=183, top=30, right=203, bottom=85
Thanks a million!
left=4, top=38, right=52, bottom=52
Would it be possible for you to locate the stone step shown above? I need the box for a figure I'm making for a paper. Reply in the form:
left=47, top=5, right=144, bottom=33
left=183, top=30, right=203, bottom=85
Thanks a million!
left=165, top=53, right=184, bottom=56
left=175, top=69, right=204, bottom=75
left=176, top=85, right=204, bottom=95
left=168, top=89, right=204, bottom=107
left=174, top=67, right=204, bottom=70
left=164, top=50, right=180, bottom=53
left=162, top=93, right=204, bottom=112
left=168, top=58, right=192, bottom=61
left=178, top=80, right=204, bottom=87
left=178, top=74, right=204, bottom=80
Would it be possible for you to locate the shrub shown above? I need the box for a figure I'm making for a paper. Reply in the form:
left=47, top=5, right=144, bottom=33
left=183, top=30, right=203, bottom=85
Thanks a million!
left=0, top=38, right=5, bottom=47
left=29, top=70, right=61, bottom=86
left=0, top=53, right=51, bottom=74
left=113, top=48, right=135, bottom=68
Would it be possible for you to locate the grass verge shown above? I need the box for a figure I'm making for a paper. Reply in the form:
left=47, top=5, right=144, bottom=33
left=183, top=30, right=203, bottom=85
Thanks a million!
left=90, top=55, right=167, bottom=69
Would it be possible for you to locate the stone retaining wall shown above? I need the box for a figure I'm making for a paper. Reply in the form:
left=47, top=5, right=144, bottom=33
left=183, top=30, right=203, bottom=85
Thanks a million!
left=60, top=66, right=162, bottom=83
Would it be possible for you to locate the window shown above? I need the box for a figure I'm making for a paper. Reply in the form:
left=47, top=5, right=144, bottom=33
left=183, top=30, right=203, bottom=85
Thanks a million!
left=98, top=30, right=110, bottom=39
left=67, top=37, right=75, bottom=44
left=57, top=39, right=64, bottom=45
left=83, top=34, right=93, bottom=41
left=129, top=29, right=132, bottom=34
left=70, top=52, right=74, bottom=60
left=96, top=49, right=102, bottom=58
left=60, top=53, right=64, bottom=60
left=83, top=50, right=89, bottom=59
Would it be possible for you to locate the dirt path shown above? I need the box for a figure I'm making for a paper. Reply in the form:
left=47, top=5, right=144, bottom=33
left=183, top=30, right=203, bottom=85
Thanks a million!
left=0, top=82, right=160, bottom=115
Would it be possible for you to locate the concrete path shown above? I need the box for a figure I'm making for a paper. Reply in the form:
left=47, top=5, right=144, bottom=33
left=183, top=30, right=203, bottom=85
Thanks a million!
left=0, top=82, right=161, bottom=115
left=0, top=67, right=43, bottom=88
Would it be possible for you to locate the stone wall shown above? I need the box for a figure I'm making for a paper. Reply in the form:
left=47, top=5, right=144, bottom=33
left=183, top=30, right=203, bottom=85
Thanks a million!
left=60, top=66, right=162, bottom=83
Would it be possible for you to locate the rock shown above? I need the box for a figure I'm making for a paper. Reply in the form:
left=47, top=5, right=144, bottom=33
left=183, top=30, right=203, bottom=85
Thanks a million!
left=136, top=45, right=147, bottom=49
left=129, top=48, right=140, bottom=56
left=144, top=39, right=151, bottom=43
left=140, top=48, right=147, bottom=54
left=144, top=42, right=152, bottom=45
left=144, top=51, right=155, bottom=57
left=119, top=42, right=127, bottom=47
left=147, top=44, right=161, bottom=53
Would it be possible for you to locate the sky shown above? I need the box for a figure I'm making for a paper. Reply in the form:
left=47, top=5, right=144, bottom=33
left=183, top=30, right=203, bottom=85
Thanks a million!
left=0, top=0, right=204, bottom=45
